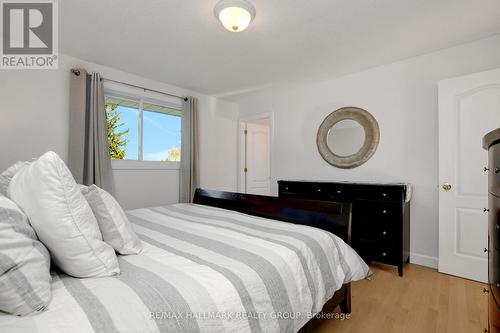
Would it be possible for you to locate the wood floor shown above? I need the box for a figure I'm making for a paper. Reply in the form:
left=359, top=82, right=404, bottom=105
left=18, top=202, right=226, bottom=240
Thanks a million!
left=315, top=263, right=487, bottom=333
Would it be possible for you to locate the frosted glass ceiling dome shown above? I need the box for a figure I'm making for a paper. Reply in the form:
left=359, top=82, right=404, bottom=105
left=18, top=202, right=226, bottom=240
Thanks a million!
left=214, top=0, right=256, bottom=32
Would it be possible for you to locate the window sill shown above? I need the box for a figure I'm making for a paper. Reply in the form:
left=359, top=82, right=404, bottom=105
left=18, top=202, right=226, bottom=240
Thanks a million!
left=111, top=160, right=180, bottom=170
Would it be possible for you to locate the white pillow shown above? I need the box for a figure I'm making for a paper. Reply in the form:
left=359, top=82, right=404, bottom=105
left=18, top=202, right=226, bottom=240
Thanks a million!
left=0, top=161, right=30, bottom=196
left=0, top=195, right=52, bottom=316
left=81, top=185, right=142, bottom=255
left=8, top=151, right=120, bottom=278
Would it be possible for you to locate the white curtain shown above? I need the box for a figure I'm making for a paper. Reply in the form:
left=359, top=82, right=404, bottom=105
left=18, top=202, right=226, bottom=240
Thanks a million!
left=179, top=97, right=199, bottom=203
left=68, top=69, right=114, bottom=193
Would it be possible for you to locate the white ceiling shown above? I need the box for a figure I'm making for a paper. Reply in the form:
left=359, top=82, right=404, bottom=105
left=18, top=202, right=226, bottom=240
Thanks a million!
left=60, top=0, right=500, bottom=96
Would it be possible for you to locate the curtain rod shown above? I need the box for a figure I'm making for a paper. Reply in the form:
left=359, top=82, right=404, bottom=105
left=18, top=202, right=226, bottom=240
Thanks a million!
left=70, top=69, right=188, bottom=102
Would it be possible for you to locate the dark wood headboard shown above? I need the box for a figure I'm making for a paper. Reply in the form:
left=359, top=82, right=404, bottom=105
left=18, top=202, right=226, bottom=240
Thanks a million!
left=193, top=189, right=352, bottom=244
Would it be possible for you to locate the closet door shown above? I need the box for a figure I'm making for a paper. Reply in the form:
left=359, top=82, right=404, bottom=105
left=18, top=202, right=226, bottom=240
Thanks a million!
left=245, top=121, right=271, bottom=195
left=438, top=68, right=500, bottom=282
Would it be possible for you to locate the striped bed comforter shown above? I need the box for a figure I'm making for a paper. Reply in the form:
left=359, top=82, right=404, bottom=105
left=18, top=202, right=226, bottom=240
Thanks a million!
left=0, top=203, right=371, bottom=333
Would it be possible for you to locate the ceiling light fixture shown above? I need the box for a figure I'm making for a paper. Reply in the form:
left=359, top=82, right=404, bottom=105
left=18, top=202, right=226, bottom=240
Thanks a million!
left=214, top=0, right=256, bottom=33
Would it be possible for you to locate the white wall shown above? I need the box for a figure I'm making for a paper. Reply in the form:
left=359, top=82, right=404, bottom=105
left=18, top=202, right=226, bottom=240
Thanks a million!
left=199, top=98, right=239, bottom=193
left=228, top=34, right=500, bottom=267
left=0, top=54, right=238, bottom=209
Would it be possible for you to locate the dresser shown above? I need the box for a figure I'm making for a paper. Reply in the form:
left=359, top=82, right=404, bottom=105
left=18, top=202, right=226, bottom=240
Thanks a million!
left=483, top=129, right=500, bottom=333
left=278, top=180, right=411, bottom=276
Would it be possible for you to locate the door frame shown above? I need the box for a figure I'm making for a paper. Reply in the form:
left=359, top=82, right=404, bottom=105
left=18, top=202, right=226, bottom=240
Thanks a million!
left=237, top=112, right=274, bottom=194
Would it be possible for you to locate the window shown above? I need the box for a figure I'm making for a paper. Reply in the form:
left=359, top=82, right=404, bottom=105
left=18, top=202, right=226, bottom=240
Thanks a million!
left=105, top=94, right=182, bottom=168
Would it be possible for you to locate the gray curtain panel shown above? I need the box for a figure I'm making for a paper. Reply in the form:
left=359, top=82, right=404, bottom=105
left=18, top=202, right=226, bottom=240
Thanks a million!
left=179, top=97, right=200, bottom=203
left=68, top=69, right=114, bottom=193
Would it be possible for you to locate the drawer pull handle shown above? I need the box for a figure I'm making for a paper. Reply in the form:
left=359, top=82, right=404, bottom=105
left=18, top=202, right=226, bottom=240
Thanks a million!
left=496, top=282, right=500, bottom=288
left=337, top=190, right=342, bottom=194
left=382, top=210, right=387, bottom=214
left=317, top=188, right=322, bottom=192
left=382, top=252, right=387, bottom=257
left=496, top=167, right=500, bottom=174
left=483, top=288, right=489, bottom=293
left=382, top=231, right=387, bottom=236
left=382, top=193, right=387, bottom=197
left=484, top=167, right=490, bottom=172
left=285, top=187, right=289, bottom=190
left=484, top=208, right=490, bottom=213
left=484, top=248, right=488, bottom=253
left=496, top=224, right=499, bottom=230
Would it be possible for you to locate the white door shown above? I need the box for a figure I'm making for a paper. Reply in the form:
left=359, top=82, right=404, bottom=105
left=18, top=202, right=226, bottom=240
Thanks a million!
left=245, top=121, right=271, bottom=195
left=438, top=68, right=500, bottom=282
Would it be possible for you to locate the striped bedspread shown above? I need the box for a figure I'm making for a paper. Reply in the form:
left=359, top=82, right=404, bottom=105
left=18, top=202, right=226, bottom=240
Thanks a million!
left=0, top=203, right=371, bottom=333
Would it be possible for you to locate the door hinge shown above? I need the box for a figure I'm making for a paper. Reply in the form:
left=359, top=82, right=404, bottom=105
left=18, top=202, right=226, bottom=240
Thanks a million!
left=244, top=129, right=248, bottom=134
left=244, top=168, right=248, bottom=173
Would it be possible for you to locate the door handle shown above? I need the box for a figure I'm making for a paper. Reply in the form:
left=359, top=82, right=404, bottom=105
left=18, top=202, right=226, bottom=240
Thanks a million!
left=441, top=183, right=452, bottom=191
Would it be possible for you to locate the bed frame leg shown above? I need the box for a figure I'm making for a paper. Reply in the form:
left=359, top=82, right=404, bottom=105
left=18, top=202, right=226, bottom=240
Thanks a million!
left=339, top=283, right=351, bottom=313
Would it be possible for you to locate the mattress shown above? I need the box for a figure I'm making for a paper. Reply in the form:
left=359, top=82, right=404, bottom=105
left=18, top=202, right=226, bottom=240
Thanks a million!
left=0, top=203, right=371, bottom=333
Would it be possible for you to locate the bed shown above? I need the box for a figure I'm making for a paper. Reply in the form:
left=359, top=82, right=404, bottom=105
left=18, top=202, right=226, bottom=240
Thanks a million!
left=0, top=189, right=370, bottom=333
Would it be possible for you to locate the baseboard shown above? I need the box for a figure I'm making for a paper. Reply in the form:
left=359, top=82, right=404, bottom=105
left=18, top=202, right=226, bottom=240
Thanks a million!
left=409, top=252, right=438, bottom=269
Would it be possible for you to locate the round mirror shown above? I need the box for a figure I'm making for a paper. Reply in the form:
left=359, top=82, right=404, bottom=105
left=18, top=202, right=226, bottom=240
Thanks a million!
left=317, top=107, right=379, bottom=169
left=327, top=120, right=366, bottom=157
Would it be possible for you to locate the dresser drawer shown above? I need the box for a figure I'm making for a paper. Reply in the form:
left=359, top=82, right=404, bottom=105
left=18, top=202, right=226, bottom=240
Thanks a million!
left=354, top=207, right=400, bottom=232
left=490, top=247, right=500, bottom=306
left=371, top=245, right=400, bottom=265
left=355, top=201, right=401, bottom=220
left=355, top=185, right=404, bottom=202
left=489, top=290, right=500, bottom=333
left=491, top=194, right=500, bottom=252
left=489, top=144, right=500, bottom=197
left=307, top=183, right=349, bottom=201
left=352, top=239, right=399, bottom=265
left=278, top=182, right=309, bottom=198
left=325, top=184, right=349, bottom=201
left=279, top=182, right=350, bottom=201
left=353, top=221, right=398, bottom=244
left=306, top=183, right=329, bottom=200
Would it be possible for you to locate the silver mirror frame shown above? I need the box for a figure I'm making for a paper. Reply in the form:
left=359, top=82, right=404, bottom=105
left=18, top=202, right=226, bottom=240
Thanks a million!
left=317, top=107, right=379, bottom=169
